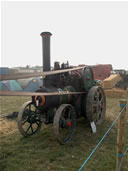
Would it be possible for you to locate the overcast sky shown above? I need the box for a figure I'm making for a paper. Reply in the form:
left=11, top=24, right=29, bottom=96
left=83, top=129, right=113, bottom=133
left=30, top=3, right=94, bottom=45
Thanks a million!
left=1, top=1, right=128, bottom=69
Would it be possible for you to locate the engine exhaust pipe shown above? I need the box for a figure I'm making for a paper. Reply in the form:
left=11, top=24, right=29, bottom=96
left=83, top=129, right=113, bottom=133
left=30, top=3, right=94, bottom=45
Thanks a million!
left=40, top=32, right=52, bottom=72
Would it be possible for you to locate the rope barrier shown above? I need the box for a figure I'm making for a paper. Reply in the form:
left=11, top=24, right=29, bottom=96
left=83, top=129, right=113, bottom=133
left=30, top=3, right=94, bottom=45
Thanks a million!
left=117, top=153, right=125, bottom=157
left=118, top=147, right=128, bottom=171
left=120, top=104, right=128, bottom=107
left=79, top=106, right=126, bottom=171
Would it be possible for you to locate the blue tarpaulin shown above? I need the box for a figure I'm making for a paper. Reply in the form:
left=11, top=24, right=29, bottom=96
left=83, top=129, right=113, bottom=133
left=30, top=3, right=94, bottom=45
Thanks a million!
left=24, top=78, right=43, bottom=92
left=0, top=80, right=23, bottom=91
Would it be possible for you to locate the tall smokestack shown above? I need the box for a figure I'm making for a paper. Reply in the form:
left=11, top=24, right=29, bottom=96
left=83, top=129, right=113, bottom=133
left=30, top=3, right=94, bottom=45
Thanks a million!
left=40, top=32, right=52, bottom=72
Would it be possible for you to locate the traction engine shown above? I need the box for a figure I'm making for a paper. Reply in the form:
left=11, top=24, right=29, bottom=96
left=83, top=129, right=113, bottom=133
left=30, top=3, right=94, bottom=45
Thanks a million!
left=17, top=32, right=106, bottom=144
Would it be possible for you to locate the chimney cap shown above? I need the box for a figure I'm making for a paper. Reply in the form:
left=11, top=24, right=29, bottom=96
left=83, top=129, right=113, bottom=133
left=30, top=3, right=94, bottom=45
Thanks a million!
left=40, top=32, right=52, bottom=37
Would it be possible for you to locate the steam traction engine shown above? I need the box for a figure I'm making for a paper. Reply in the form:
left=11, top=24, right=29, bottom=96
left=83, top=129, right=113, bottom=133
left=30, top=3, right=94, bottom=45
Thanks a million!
left=17, top=32, right=106, bottom=144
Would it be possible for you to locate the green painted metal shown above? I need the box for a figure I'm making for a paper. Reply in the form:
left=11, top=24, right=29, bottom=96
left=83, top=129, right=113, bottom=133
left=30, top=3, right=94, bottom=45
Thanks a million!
left=46, top=86, right=76, bottom=123
left=58, top=86, right=75, bottom=104
left=60, top=89, right=68, bottom=104
left=82, top=67, right=94, bottom=91
left=47, top=108, right=55, bottom=123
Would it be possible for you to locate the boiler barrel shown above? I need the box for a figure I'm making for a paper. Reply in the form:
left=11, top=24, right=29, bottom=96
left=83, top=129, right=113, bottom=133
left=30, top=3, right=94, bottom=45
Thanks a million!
left=32, top=86, right=75, bottom=111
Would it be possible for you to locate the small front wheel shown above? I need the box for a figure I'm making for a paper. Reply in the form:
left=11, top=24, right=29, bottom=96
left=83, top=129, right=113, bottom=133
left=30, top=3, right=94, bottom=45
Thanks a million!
left=17, top=101, right=42, bottom=137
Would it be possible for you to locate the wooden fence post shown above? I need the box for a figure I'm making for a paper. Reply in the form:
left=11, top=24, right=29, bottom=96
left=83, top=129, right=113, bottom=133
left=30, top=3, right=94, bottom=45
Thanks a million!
left=116, top=99, right=127, bottom=171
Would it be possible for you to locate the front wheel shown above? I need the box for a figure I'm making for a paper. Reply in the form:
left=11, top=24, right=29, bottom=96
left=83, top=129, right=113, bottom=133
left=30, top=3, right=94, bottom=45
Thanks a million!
left=17, top=101, right=42, bottom=137
left=53, top=104, right=76, bottom=145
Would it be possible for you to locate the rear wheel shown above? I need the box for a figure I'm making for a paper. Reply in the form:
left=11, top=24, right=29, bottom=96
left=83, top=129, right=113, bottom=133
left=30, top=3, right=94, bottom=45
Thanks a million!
left=86, top=86, right=106, bottom=125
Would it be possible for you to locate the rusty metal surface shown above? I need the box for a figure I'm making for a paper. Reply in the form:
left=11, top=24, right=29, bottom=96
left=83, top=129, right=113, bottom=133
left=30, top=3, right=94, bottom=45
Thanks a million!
left=0, top=90, right=85, bottom=96
left=0, top=66, right=85, bottom=81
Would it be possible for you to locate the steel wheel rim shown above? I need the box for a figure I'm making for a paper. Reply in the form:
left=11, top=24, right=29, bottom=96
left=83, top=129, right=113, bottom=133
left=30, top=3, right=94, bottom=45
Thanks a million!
left=93, top=87, right=105, bottom=124
left=53, top=104, right=76, bottom=144
left=86, top=86, right=106, bottom=125
left=17, top=101, right=42, bottom=137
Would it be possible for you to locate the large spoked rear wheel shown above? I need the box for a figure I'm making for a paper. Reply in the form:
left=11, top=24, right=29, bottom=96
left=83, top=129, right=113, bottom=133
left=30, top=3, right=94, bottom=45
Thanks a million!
left=86, top=86, right=106, bottom=125
left=53, top=104, right=76, bottom=145
left=17, top=101, right=42, bottom=137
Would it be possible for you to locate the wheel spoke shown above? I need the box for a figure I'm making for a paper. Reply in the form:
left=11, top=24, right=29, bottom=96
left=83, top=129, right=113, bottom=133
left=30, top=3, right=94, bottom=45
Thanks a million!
left=22, top=119, right=28, bottom=125
left=35, top=120, right=40, bottom=126
left=97, top=91, right=100, bottom=98
left=99, top=97, right=103, bottom=103
left=68, top=110, right=71, bottom=119
left=29, top=105, right=31, bottom=114
left=26, top=124, right=31, bottom=133
left=96, top=111, right=101, bottom=121
left=30, top=124, right=34, bottom=133
left=60, top=115, right=66, bottom=121
left=95, top=91, right=100, bottom=101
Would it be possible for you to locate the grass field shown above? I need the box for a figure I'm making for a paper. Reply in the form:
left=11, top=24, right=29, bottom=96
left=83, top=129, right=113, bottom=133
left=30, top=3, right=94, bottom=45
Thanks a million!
left=0, top=95, right=128, bottom=171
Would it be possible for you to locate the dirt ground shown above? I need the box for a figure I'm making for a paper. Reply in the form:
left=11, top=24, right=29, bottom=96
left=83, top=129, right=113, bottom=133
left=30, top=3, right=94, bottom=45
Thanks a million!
left=0, top=118, right=18, bottom=136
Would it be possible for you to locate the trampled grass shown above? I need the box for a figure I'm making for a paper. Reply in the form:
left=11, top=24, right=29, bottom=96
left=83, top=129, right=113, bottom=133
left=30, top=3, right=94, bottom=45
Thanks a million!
left=0, top=96, right=128, bottom=171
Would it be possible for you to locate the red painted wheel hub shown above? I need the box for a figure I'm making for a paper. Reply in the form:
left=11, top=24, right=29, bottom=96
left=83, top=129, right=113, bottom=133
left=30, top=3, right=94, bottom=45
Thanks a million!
left=67, top=121, right=71, bottom=128
left=99, top=104, right=103, bottom=108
